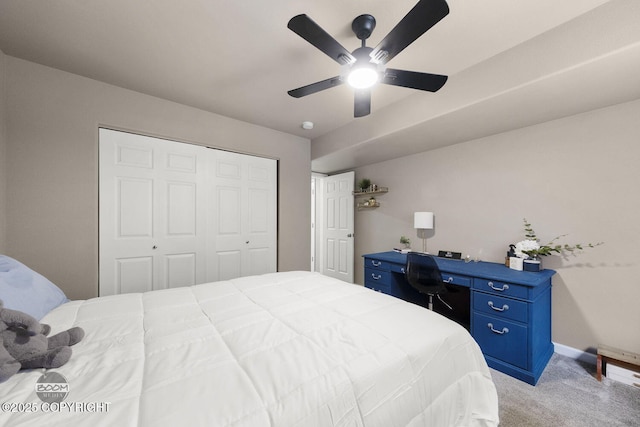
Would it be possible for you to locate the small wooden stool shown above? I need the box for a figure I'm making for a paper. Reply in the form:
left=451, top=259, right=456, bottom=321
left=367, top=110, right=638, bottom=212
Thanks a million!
left=596, top=344, right=640, bottom=382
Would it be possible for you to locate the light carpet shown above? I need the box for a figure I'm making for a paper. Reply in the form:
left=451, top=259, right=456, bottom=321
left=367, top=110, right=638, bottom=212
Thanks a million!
left=491, top=353, right=640, bottom=426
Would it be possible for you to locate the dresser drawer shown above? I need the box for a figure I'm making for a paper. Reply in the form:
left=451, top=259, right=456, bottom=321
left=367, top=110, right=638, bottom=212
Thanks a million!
left=365, top=280, right=391, bottom=294
left=364, top=258, right=391, bottom=271
left=441, top=272, right=472, bottom=288
left=473, top=313, right=528, bottom=369
left=390, top=263, right=407, bottom=274
left=473, top=292, right=528, bottom=323
left=474, top=278, right=528, bottom=299
left=365, top=268, right=391, bottom=282
left=364, top=267, right=392, bottom=293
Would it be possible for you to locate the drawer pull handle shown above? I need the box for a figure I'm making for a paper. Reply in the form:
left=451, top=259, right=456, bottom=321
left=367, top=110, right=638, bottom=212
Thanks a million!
left=371, top=260, right=381, bottom=267
left=487, top=323, right=509, bottom=335
left=371, top=273, right=382, bottom=280
left=444, top=276, right=454, bottom=283
left=488, top=282, right=509, bottom=292
left=488, top=301, right=509, bottom=312
left=400, top=268, right=406, bottom=274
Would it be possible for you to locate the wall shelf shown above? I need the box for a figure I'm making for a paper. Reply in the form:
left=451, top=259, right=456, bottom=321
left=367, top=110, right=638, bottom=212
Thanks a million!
left=353, top=187, right=388, bottom=197
left=354, top=186, right=387, bottom=210
left=357, top=202, right=381, bottom=210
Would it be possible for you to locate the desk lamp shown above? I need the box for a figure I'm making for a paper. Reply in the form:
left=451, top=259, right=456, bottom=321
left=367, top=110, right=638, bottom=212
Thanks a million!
left=414, top=212, right=434, bottom=253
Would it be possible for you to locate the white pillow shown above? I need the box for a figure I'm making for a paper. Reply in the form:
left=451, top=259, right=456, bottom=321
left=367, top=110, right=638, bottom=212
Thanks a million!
left=0, top=255, right=69, bottom=320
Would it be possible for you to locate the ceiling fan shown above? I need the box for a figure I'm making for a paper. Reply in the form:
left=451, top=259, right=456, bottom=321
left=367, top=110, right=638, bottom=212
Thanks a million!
left=287, top=0, right=450, bottom=118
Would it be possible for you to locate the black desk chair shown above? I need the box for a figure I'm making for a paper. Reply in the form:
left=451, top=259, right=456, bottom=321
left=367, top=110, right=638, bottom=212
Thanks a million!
left=405, top=252, right=453, bottom=311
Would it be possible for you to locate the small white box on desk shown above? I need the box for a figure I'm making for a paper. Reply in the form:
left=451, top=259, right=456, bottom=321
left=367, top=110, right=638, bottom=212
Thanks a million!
left=509, top=257, right=523, bottom=271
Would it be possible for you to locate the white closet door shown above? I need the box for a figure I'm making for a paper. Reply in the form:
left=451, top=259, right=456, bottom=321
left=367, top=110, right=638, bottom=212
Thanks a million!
left=99, top=129, right=208, bottom=296
left=208, top=149, right=277, bottom=281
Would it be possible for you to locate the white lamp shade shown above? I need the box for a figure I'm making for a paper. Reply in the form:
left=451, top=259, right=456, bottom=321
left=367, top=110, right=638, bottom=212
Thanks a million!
left=414, top=212, right=434, bottom=229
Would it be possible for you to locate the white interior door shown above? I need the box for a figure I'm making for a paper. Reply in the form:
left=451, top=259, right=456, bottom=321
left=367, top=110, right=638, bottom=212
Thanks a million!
left=99, top=129, right=207, bottom=296
left=321, top=171, right=354, bottom=283
left=208, top=149, right=277, bottom=281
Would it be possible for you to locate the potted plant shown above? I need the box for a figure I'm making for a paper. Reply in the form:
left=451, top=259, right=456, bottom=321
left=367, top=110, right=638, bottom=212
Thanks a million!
left=400, top=236, right=411, bottom=252
left=512, top=218, right=603, bottom=271
left=358, top=178, right=371, bottom=193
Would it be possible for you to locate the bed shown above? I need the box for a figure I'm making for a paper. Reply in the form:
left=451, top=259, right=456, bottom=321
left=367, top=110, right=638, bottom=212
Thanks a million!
left=1, top=255, right=498, bottom=426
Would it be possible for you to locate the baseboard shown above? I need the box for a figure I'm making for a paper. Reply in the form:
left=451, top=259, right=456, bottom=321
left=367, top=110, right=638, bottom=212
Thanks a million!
left=553, top=342, right=597, bottom=365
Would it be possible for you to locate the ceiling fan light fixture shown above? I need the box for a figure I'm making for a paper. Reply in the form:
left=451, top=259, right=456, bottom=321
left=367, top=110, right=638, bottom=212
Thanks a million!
left=287, top=1, right=450, bottom=117
left=347, top=66, right=379, bottom=89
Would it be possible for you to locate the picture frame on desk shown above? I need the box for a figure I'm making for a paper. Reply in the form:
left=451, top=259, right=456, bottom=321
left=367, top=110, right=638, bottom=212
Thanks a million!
left=438, top=250, right=462, bottom=259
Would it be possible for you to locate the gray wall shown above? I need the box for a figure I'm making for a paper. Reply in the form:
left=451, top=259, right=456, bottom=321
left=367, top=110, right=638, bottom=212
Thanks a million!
left=3, top=56, right=311, bottom=300
left=354, top=99, right=640, bottom=355
left=0, top=49, right=6, bottom=253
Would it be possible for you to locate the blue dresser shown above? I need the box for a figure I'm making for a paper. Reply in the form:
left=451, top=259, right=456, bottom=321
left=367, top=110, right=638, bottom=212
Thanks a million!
left=363, top=251, right=555, bottom=385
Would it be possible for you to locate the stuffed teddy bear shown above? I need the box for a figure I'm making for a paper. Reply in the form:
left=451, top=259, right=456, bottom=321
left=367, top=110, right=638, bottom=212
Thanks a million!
left=0, top=300, right=84, bottom=382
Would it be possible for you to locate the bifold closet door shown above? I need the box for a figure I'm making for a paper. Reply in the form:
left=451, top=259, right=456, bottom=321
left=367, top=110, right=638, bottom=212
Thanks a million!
left=99, top=129, right=208, bottom=296
left=99, top=129, right=277, bottom=296
left=207, top=149, right=277, bottom=281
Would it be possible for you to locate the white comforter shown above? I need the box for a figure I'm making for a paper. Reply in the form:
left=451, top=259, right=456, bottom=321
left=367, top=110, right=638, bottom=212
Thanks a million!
left=1, top=271, right=498, bottom=426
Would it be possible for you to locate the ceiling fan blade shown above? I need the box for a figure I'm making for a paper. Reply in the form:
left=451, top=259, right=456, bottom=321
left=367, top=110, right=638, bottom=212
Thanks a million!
left=288, top=76, right=343, bottom=98
left=354, top=89, right=371, bottom=117
left=288, top=14, right=355, bottom=65
left=382, top=68, right=448, bottom=92
left=371, top=0, right=449, bottom=64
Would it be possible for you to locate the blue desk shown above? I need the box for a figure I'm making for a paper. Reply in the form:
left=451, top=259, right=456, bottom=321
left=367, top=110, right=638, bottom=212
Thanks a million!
left=363, top=251, right=555, bottom=385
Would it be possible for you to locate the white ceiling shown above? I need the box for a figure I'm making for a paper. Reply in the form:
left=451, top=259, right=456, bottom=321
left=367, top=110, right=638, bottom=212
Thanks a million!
left=1, top=0, right=639, bottom=173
